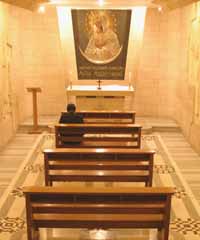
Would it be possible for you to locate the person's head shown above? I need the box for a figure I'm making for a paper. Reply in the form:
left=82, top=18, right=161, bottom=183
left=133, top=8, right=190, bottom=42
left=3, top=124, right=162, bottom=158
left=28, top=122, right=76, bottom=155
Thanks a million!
left=67, top=103, right=76, bottom=113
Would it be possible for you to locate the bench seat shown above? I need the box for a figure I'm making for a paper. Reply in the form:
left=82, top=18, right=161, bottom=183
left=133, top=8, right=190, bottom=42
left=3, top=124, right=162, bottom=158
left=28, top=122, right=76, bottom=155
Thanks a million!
left=62, top=111, right=136, bottom=124
left=55, top=124, right=142, bottom=148
left=48, top=169, right=149, bottom=183
left=49, top=160, right=149, bottom=170
left=44, top=148, right=155, bottom=186
left=33, top=213, right=164, bottom=228
left=62, top=141, right=139, bottom=148
left=24, top=186, right=174, bottom=240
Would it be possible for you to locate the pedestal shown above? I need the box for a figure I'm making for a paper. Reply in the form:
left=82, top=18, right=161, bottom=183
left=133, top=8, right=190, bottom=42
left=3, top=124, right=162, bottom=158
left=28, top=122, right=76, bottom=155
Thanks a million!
left=27, top=87, right=42, bottom=134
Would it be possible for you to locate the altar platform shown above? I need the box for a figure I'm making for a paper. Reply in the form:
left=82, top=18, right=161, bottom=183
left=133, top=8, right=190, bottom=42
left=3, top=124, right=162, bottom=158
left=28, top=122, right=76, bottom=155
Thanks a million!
left=66, top=84, right=134, bottom=96
left=66, top=84, right=134, bottom=110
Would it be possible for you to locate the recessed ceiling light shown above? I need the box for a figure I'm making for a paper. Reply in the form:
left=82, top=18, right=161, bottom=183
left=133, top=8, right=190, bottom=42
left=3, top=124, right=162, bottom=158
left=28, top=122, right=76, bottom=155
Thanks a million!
left=38, top=5, right=45, bottom=13
left=98, top=0, right=104, bottom=7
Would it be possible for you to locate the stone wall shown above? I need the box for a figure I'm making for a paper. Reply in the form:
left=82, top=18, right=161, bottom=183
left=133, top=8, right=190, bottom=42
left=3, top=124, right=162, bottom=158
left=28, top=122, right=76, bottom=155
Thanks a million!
left=1, top=1, right=200, bottom=153
left=170, top=3, right=200, bottom=152
left=0, top=3, right=20, bottom=148
left=135, top=9, right=177, bottom=116
left=17, top=8, right=66, bottom=116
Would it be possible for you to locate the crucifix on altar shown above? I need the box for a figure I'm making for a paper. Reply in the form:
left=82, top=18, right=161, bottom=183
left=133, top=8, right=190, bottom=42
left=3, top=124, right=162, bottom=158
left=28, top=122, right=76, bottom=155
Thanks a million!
left=97, top=80, right=102, bottom=90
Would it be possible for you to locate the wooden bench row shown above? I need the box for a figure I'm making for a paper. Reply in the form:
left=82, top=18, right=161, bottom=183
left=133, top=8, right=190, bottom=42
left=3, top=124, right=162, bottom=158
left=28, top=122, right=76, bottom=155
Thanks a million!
left=24, top=185, right=174, bottom=240
left=44, top=148, right=155, bottom=187
left=61, top=110, right=136, bottom=123
left=55, top=123, right=142, bottom=148
left=24, top=111, right=173, bottom=240
left=24, top=146, right=173, bottom=240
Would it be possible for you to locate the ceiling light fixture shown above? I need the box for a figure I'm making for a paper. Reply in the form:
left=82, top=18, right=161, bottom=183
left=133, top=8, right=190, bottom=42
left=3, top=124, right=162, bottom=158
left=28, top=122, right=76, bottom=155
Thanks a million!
left=158, top=6, right=162, bottom=12
left=38, top=5, right=45, bottom=13
left=98, top=0, right=104, bottom=7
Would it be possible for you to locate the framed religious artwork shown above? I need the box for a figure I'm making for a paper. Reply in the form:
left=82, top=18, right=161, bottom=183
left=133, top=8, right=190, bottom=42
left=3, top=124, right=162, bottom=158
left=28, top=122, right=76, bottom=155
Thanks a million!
left=72, top=9, right=131, bottom=80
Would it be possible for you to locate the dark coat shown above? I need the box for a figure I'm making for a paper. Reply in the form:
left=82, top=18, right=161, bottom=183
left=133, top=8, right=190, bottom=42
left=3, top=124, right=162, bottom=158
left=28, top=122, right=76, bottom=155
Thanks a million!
left=59, top=112, right=84, bottom=144
left=59, top=112, right=83, bottom=124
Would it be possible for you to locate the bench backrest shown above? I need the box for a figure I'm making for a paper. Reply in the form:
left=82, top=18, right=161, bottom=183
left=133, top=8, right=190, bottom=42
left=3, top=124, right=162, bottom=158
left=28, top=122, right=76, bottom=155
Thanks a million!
left=24, top=186, right=174, bottom=240
left=62, top=111, right=136, bottom=123
left=55, top=123, right=142, bottom=148
left=44, top=148, right=155, bottom=186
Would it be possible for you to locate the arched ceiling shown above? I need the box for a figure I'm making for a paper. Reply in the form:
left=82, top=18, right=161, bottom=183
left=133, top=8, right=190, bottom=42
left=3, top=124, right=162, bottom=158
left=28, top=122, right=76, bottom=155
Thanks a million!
left=0, top=0, right=199, bottom=11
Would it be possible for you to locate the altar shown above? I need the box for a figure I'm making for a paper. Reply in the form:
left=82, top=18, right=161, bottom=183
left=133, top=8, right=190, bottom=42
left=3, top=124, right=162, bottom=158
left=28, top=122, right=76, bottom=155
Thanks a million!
left=66, top=85, right=134, bottom=111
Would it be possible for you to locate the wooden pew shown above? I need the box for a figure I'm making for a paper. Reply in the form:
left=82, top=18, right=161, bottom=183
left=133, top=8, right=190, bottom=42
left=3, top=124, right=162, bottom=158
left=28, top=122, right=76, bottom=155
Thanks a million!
left=55, top=123, right=142, bottom=148
left=61, top=111, right=136, bottom=123
left=24, top=186, right=174, bottom=240
left=44, top=148, right=155, bottom=187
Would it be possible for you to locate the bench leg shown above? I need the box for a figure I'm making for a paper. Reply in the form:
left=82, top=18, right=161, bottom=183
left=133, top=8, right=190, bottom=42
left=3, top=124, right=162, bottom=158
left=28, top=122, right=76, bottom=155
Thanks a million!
left=27, top=226, right=32, bottom=240
left=27, top=226, right=39, bottom=240
left=46, top=180, right=53, bottom=186
left=145, top=181, right=151, bottom=187
left=157, top=228, right=169, bottom=240
left=157, top=228, right=164, bottom=240
left=33, top=227, right=40, bottom=240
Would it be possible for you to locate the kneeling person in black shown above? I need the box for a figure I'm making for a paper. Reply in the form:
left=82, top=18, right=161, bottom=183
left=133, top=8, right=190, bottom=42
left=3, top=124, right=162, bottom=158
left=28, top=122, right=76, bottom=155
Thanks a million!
left=59, top=103, right=84, bottom=144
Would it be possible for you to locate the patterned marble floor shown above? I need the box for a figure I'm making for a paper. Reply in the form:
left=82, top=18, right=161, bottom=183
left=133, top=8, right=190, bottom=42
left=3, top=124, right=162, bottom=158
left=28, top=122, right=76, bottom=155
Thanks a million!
left=158, top=132, right=200, bottom=204
left=0, top=133, right=199, bottom=240
left=0, top=134, right=40, bottom=198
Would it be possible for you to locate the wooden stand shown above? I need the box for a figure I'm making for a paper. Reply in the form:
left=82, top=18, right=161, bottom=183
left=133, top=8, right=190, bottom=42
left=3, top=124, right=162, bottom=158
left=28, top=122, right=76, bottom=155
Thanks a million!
left=27, top=87, right=42, bottom=134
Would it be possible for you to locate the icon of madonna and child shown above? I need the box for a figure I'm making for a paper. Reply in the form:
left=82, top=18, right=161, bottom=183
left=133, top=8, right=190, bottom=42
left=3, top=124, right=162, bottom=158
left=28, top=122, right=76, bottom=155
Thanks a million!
left=78, top=10, right=124, bottom=65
